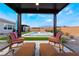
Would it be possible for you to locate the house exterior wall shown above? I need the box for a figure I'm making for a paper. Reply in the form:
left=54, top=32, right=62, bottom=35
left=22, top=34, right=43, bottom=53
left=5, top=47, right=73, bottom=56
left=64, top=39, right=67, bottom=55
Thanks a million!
left=0, top=22, right=15, bottom=35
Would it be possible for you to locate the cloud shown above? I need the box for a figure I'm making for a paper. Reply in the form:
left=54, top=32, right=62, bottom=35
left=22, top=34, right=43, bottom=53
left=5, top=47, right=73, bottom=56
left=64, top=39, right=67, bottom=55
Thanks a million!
left=0, top=14, right=16, bottom=22
left=58, top=7, right=70, bottom=15
left=38, top=15, right=47, bottom=18
left=27, top=14, right=34, bottom=16
left=66, top=10, right=73, bottom=15
left=45, top=19, right=52, bottom=23
left=64, top=7, right=73, bottom=15
left=65, top=7, right=70, bottom=11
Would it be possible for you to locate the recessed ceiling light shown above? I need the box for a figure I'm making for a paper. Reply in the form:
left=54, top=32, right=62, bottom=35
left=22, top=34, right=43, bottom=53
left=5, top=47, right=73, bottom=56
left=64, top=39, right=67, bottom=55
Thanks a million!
left=36, top=3, right=39, bottom=6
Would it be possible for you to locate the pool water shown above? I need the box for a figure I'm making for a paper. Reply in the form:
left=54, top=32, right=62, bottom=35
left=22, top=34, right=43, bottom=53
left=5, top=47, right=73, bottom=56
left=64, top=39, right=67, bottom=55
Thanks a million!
left=22, top=32, right=53, bottom=37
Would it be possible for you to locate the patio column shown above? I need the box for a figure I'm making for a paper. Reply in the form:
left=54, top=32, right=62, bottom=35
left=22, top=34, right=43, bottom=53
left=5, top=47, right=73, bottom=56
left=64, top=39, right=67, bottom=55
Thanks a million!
left=53, top=4, right=57, bottom=37
left=17, top=13, right=21, bottom=37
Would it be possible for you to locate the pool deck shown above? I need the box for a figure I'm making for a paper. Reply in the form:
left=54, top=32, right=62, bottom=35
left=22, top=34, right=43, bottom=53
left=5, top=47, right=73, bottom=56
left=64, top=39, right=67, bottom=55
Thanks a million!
left=22, top=32, right=53, bottom=37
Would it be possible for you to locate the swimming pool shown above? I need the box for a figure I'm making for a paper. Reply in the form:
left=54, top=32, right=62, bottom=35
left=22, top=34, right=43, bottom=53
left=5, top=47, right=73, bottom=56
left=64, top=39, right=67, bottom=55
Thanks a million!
left=22, top=32, right=53, bottom=37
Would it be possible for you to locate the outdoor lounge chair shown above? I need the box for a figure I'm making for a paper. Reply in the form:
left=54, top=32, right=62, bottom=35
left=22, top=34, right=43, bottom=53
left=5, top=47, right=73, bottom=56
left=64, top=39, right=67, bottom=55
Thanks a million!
left=48, top=32, right=63, bottom=50
left=8, top=32, right=24, bottom=46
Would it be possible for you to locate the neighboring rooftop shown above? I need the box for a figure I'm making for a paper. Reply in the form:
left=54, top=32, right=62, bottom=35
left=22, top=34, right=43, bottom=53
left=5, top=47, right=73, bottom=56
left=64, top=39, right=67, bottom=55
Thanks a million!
left=22, top=25, right=30, bottom=27
left=0, top=18, right=15, bottom=24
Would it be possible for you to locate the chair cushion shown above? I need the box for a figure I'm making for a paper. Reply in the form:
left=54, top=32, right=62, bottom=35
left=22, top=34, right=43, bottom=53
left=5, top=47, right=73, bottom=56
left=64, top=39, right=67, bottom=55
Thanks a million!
left=13, top=32, right=18, bottom=39
left=49, top=37, right=60, bottom=43
left=10, top=33, right=16, bottom=40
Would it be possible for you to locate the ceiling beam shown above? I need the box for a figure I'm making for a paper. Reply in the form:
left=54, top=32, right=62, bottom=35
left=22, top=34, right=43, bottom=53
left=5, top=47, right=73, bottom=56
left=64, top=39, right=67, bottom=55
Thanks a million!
left=5, top=3, right=18, bottom=13
left=19, top=8, right=59, bottom=13
left=57, top=3, right=69, bottom=14
left=5, top=3, right=69, bottom=14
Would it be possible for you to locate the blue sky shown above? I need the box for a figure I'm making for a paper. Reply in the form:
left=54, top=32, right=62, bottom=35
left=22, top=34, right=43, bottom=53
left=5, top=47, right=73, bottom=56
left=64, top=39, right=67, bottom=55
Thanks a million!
left=22, top=14, right=53, bottom=27
left=0, top=3, right=17, bottom=22
left=57, top=3, right=79, bottom=26
left=0, top=3, right=79, bottom=27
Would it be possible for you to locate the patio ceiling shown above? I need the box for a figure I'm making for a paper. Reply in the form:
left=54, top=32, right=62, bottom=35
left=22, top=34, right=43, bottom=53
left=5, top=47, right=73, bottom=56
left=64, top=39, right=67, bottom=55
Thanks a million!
left=5, top=3, right=69, bottom=14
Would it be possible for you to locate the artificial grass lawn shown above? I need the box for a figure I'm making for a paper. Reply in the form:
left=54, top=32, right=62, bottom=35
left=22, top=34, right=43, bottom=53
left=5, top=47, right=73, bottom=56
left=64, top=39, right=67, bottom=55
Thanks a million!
left=0, top=36, right=67, bottom=43
left=21, top=32, right=30, bottom=34
left=0, top=36, right=48, bottom=40
left=0, top=37, right=8, bottom=40
left=23, top=37, right=48, bottom=41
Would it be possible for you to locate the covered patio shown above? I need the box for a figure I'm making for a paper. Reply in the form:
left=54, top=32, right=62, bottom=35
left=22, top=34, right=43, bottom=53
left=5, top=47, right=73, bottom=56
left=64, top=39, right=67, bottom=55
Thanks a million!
left=0, top=3, right=79, bottom=56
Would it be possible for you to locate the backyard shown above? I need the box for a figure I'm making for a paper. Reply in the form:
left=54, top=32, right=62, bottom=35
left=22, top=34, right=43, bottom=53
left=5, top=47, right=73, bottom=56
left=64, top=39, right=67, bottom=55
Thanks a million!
left=0, top=32, right=49, bottom=40
left=0, top=31, right=66, bottom=43
left=0, top=28, right=64, bottom=41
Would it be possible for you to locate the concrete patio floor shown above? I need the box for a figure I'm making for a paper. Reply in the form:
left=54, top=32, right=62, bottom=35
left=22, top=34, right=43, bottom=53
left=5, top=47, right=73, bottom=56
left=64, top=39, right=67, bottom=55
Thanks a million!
left=0, top=40, right=72, bottom=56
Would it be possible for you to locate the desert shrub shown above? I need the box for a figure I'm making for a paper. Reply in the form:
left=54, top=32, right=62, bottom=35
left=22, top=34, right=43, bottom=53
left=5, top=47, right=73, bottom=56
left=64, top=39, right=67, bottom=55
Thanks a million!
left=65, top=32, right=70, bottom=36
left=56, top=29, right=64, bottom=35
left=69, top=35, right=74, bottom=39
left=46, top=29, right=63, bottom=34
left=56, top=29, right=61, bottom=33
left=46, top=30, right=53, bottom=33
left=61, top=37, right=67, bottom=43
